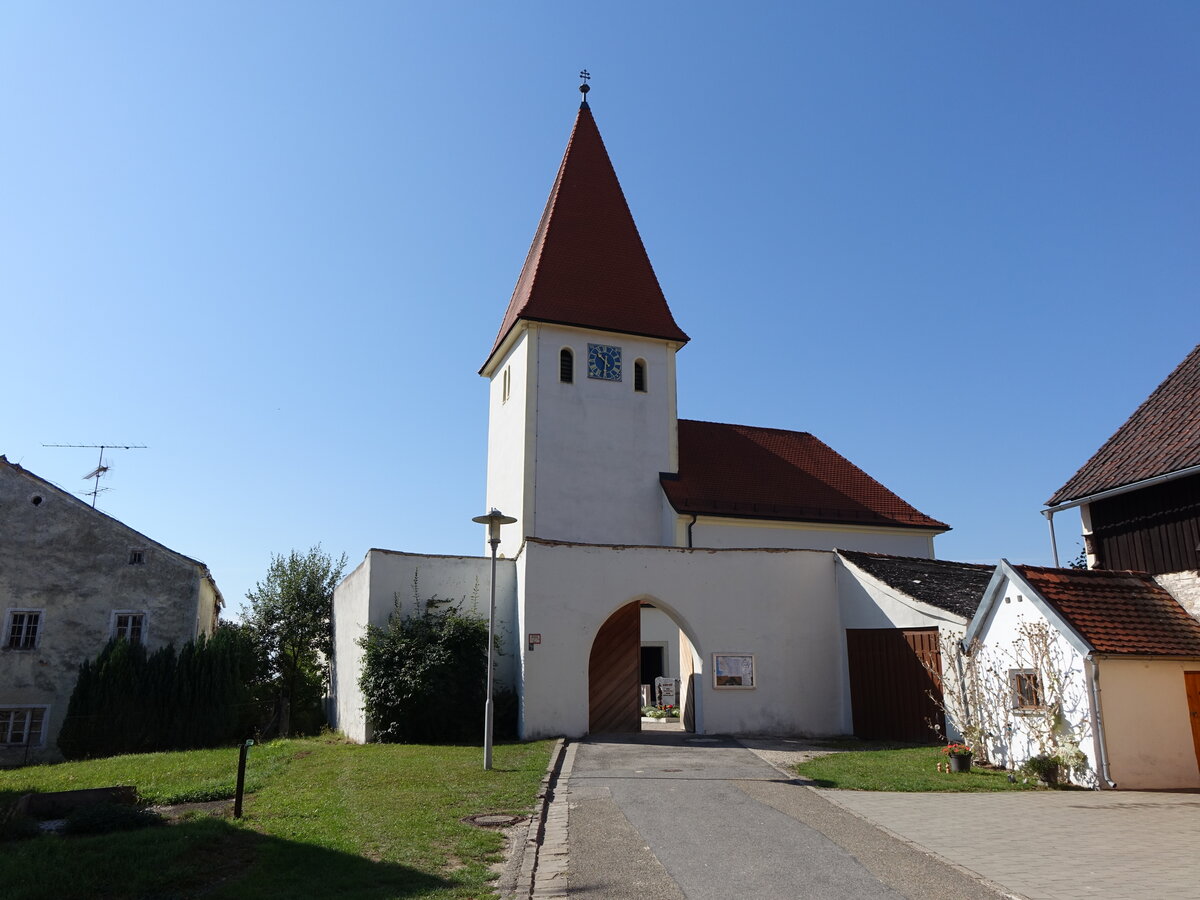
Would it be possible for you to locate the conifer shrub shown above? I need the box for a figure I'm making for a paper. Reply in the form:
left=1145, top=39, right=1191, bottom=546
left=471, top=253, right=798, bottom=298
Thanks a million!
left=58, top=626, right=260, bottom=760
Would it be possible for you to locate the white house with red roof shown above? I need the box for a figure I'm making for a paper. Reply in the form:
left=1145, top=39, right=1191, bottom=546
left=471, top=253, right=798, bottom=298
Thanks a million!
left=331, top=91, right=956, bottom=742
left=963, top=563, right=1200, bottom=789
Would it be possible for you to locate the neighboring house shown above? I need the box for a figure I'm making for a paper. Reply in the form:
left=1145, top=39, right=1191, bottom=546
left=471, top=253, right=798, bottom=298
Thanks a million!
left=331, top=93, right=956, bottom=743
left=836, top=551, right=994, bottom=742
left=963, top=562, right=1200, bottom=790
left=0, top=457, right=223, bottom=764
left=1045, top=343, right=1200, bottom=616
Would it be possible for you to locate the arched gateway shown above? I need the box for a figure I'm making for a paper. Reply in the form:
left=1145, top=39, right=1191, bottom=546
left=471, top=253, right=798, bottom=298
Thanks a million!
left=588, top=599, right=703, bottom=734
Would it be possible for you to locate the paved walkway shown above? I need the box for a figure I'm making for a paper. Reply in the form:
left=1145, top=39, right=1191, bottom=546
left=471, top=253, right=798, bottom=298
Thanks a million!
left=556, top=732, right=1004, bottom=899
left=824, top=789, right=1200, bottom=900
left=544, top=732, right=1200, bottom=900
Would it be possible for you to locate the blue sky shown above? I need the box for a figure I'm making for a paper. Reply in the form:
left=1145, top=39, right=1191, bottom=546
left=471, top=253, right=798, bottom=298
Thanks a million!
left=3, top=3, right=1197, bottom=613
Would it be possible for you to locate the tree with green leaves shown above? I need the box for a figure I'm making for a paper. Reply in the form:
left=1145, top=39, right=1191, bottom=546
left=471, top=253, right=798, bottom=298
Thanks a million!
left=243, top=545, right=347, bottom=737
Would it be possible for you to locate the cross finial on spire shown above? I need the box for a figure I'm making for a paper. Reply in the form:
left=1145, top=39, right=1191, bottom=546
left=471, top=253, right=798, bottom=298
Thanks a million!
left=579, top=69, right=591, bottom=106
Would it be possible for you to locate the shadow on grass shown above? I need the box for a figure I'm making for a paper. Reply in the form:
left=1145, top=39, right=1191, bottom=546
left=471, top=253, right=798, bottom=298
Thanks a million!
left=0, top=815, right=457, bottom=900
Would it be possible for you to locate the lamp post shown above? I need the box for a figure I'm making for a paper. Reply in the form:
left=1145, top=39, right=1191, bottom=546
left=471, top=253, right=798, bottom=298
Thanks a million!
left=472, top=507, right=517, bottom=770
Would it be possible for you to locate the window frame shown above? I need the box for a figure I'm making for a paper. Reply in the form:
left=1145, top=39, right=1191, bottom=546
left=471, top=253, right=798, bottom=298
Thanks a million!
left=111, top=610, right=148, bottom=645
left=633, top=358, right=647, bottom=393
left=4, top=609, right=43, bottom=651
left=559, top=347, right=574, bottom=384
left=0, top=706, right=49, bottom=747
left=1009, top=668, right=1043, bottom=712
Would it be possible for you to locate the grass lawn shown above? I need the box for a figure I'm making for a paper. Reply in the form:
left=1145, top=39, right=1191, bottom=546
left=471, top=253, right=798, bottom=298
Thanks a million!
left=0, top=734, right=556, bottom=899
left=795, top=744, right=1044, bottom=792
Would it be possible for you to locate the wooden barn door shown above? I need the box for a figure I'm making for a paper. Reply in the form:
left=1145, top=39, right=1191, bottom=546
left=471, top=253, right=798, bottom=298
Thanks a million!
left=589, top=602, right=642, bottom=734
left=1185, top=672, right=1200, bottom=774
left=847, top=628, right=944, bottom=743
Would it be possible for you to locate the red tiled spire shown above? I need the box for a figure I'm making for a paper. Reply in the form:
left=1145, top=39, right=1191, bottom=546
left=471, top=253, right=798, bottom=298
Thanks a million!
left=481, top=102, right=689, bottom=372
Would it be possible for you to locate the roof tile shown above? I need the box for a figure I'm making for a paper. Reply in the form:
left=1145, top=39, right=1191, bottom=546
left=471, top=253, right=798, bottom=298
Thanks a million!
left=483, top=103, right=688, bottom=371
left=1049, top=343, right=1200, bottom=505
left=662, top=420, right=949, bottom=531
left=839, top=550, right=992, bottom=617
left=1015, top=564, right=1200, bottom=656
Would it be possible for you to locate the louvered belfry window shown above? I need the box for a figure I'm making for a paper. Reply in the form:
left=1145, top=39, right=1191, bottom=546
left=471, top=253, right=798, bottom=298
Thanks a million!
left=560, top=348, right=574, bottom=383
left=634, top=360, right=646, bottom=393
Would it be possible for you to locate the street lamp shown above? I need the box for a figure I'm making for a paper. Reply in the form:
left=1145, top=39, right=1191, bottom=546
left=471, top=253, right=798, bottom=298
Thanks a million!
left=472, top=507, right=517, bottom=770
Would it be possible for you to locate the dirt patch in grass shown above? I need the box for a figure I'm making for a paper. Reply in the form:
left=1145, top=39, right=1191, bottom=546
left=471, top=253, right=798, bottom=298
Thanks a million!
left=151, top=799, right=235, bottom=821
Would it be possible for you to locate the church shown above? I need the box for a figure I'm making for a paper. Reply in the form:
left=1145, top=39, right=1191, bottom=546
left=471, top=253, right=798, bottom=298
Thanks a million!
left=330, top=88, right=963, bottom=741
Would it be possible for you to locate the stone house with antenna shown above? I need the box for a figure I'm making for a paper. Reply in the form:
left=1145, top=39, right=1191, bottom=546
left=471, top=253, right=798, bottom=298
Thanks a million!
left=0, top=456, right=223, bottom=764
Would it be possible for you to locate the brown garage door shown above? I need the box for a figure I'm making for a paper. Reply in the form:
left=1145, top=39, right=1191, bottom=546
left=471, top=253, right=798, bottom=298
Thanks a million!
left=846, top=628, right=944, bottom=743
left=588, top=601, right=642, bottom=734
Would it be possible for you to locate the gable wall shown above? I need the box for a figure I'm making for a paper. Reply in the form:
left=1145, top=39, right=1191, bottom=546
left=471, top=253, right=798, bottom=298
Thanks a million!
left=970, top=576, right=1095, bottom=780
left=0, top=465, right=205, bottom=763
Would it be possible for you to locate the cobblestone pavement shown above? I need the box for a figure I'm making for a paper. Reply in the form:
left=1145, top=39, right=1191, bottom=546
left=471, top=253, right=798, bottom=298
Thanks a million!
left=822, top=789, right=1200, bottom=900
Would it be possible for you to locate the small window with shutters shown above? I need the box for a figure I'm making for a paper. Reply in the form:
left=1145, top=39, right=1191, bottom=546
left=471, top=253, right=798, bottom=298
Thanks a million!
left=634, top=359, right=647, bottom=393
left=560, top=348, right=574, bottom=384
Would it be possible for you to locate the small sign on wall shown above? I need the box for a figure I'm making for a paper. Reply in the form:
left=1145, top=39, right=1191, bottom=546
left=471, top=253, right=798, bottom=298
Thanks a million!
left=713, top=653, right=755, bottom=689
left=528, top=633, right=541, bottom=651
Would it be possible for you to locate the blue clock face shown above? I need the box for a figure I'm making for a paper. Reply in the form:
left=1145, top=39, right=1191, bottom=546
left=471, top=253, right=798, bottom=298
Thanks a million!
left=587, top=343, right=622, bottom=381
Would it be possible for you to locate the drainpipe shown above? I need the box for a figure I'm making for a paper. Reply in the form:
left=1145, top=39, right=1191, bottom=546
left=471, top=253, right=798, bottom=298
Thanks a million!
left=1085, top=655, right=1116, bottom=789
left=686, top=514, right=697, bottom=549
left=1042, top=508, right=1061, bottom=568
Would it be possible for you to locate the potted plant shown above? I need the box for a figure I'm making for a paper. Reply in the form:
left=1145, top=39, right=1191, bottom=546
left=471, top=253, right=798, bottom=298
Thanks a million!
left=1021, top=753, right=1060, bottom=786
left=942, top=742, right=974, bottom=773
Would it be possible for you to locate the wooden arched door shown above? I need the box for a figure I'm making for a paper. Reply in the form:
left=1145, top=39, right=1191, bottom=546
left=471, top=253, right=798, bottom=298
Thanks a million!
left=588, top=601, right=642, bottom=733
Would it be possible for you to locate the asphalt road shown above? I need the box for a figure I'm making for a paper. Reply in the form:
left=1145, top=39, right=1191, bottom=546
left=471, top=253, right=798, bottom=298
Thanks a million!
left=564, top=732, right=1006, bottom=900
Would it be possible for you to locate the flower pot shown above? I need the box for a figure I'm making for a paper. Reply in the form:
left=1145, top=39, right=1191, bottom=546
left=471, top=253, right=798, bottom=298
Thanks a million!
left=948, top=754, right=972, bottom=773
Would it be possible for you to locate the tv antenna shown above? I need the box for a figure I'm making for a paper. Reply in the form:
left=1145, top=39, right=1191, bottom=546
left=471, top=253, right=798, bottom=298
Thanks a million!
left=42, top=443, right=147, bottom=507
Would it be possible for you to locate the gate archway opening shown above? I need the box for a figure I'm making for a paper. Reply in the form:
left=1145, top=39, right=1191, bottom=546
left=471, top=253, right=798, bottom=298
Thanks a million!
left=588, top=597, right=704, bottom=734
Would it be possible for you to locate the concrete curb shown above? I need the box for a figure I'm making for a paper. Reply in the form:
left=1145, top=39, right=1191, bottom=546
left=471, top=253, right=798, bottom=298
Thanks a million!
left=511, top=737, right=571, bottom=900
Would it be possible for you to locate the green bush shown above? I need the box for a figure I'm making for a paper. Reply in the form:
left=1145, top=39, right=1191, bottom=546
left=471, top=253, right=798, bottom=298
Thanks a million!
left=58, top=626, right=259, bottom=760
left=359, top=601, right=502, bottom=743
left=62, top=803, right=165, bottom=835
left=1020, top=753, right=1061, bottom=783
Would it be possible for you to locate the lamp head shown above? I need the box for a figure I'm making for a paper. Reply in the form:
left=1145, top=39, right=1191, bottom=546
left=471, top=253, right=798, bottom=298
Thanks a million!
left=472, top=508, right=517, bottom=546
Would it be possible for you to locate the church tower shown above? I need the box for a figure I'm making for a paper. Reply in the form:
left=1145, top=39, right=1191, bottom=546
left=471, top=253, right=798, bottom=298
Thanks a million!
left=479, top=87, right=689, bottom=558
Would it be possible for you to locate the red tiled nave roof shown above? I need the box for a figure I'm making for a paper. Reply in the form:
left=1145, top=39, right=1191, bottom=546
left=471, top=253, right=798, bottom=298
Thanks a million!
left=661, top=420, right=949, bottom=531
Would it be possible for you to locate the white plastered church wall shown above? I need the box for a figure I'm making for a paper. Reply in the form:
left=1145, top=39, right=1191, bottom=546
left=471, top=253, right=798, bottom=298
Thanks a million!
left=499, top=323, right=678, bottom=550
left=484, top=331, right=534, bottom=560
left=516, top=541, right=845, bottom=739
left=691, top=517, right=937, bottom=556
left=330, top=550, right=518, bottom=743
